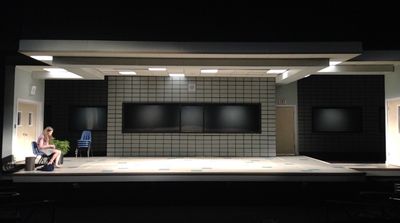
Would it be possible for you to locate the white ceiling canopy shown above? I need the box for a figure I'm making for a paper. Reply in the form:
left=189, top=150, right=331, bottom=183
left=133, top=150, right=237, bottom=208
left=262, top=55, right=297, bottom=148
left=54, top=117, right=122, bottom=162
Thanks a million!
left=19, top=40, right=395, bottom=84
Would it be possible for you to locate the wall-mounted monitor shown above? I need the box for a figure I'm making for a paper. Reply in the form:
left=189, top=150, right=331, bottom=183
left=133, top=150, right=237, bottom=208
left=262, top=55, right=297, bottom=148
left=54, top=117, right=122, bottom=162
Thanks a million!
left=70, top=106, right=107, bottom=131
left=181, top=105, right=203, bottom=133
left=123, top=103, right=180, bottom=133
left=122, top=103, right=261, bottom=133
left=204, top=104, right=261, bottom=133
left=312, top=107, right=362, bottom=132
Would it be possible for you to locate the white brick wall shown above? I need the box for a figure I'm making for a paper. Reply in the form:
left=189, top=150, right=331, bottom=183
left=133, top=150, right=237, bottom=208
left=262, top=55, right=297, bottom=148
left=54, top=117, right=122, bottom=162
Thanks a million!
left=107, top=76, right=276, bottom=157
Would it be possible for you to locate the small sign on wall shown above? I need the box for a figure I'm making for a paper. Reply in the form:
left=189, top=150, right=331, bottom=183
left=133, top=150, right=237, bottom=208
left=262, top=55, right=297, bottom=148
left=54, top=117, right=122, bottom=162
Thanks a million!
left=30, top=85, right=37, bottom=96
left=188, top=82, right=196, bottom=92
left=277, top=98, right=286, bottom=105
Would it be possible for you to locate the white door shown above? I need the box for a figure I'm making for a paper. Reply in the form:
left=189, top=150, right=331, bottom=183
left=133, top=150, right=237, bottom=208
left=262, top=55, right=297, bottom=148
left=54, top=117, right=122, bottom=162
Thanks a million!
left=15, top=101, right=38, bottom=161
left=276, top=106, right=296, bottom=155
left=387, top=98, right=400, bottom=166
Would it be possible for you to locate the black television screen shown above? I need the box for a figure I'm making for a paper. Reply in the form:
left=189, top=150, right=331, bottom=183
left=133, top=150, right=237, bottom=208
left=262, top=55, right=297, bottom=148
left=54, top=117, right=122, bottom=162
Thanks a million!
left=123, top=103, right=180, bottom=133
left=312, top=107, right=362, bottom=132
left=181, top=105, right=203, bottom=132
left=70, top=106, right=107, bottom=131
left=204, top=104, right=261, bottom=133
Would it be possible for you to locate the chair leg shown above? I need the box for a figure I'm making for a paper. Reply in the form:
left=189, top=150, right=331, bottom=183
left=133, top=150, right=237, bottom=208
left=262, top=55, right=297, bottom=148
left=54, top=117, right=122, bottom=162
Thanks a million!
left=45, top=157, right=50, bottom=165
left=38, top=157, right=44, bottom=165
left=75, top=149, right=78, bottom=158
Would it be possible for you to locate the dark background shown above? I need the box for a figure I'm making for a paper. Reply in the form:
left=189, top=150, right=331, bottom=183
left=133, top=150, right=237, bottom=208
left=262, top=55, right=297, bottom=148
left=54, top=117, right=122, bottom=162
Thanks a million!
left=1, top=3, right=400, bottom=223
left=2, top=3, right=395, bottom=161
left=44, top=80, right=108, bottom=156
left=2, top=3, right=400, bottom=53
left=298, top=75, right=385, bottom=162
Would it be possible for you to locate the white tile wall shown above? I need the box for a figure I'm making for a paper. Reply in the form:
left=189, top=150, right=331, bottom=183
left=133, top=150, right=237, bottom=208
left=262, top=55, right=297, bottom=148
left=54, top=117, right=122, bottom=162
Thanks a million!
left=107, top=76, right=276, bottom=157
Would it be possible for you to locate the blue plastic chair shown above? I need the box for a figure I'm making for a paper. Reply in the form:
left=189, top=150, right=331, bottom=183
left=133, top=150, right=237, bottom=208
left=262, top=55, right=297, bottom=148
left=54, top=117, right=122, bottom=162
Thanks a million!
left=32, top=141, right=53, bottom=165
left=76, top=130, right=92, bottom=157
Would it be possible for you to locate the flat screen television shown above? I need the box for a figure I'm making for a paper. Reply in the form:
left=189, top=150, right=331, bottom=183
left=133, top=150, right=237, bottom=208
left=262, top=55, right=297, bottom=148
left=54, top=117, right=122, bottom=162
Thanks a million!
left=70, top=106, right=107, bottom=131
left=204, top=104, right=261, bottom=133
left=181, top=105, right=203, bottom=133
left=123, top=103, right=180, bottom=133
left=312, top=107, right=362, bottom=132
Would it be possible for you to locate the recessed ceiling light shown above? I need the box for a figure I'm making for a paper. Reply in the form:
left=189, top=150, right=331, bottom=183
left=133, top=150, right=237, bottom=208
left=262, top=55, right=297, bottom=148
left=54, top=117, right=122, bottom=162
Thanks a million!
left=281, top=71, right=289, bottom=79
left=43, top=68, right=66, bottom=72
left=31, top=55, right=53, bottom=61
left=201, top=69, right=218, bottom=74
left=329, top=60, right=342, bottom=66
left=168, top=73, right=185, bottom=77
left=318, top=66, right=336, bottom=72
left=267, top=69, right=287, bottom=74
left=119, top=71, right=136, bottom=75
left=148, top=67, right=167, bottom=71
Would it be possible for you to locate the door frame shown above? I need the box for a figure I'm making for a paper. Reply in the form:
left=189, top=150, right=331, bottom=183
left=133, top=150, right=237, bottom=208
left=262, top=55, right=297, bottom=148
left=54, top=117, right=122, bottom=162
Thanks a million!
left=276, top=105, right=298, bottom=155
left=14, top=99, right=43, bottom=159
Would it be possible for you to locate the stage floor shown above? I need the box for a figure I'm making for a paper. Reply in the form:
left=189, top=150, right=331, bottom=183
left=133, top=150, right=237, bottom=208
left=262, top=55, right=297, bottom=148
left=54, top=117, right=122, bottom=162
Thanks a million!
left=12, top=156, right=366, bottom=183
left=331, top=163, right=400, bottom=177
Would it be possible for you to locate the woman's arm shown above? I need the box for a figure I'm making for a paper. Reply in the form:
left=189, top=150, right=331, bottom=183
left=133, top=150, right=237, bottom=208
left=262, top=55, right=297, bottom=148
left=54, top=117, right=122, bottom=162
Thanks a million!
left=38, top=137, right=55, bottom=149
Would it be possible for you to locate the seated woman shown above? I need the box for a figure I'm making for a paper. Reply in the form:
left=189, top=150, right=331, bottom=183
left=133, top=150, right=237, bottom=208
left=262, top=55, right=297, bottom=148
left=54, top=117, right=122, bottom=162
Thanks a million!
left=37, top=126, right=62, bottom=167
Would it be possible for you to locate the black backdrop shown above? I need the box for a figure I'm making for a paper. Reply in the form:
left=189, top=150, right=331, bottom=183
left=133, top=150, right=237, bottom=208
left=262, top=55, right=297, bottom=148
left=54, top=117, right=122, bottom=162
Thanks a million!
left=298, top=75, right=385, bottom=162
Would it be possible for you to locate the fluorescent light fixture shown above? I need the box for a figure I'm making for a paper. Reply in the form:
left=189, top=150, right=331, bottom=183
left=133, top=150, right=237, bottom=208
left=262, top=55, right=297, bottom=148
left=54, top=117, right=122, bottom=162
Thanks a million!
left=148, top=67, right=167, bottom=71
left=267, top=69, right=287, bottom=74
left=168, top=73, right=185, bottom=77
left=201, top=69, right=218, bottom=74
left=31, top=55, right=53, bottom=61
left=43, top=68, right=82, bottom=79
left=119, top=71, right=136, bottom=75
left=329, top=60, right=342, bottom=66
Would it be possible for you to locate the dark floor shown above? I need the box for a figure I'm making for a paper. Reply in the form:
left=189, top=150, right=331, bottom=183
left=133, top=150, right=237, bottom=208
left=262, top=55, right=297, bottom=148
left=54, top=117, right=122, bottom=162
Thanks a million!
left=1, top=177, right=400, bottom=223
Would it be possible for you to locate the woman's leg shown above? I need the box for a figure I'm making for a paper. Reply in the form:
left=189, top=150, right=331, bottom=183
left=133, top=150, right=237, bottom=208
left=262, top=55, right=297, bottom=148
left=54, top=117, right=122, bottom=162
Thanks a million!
left=54, top=150, right=62, bottom=167
left=47, top=149, right=60, bottom=165
left=48, top=150, right=57, bottom=164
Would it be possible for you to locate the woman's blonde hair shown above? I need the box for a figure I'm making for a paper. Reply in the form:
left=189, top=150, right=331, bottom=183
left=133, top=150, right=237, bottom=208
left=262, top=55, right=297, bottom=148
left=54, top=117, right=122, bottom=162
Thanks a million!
left=42, top=126, right=54, bottom=142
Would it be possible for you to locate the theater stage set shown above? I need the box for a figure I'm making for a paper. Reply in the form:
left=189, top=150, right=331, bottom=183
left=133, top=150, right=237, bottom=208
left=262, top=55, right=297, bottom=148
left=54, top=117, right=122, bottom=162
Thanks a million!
left=3, top=40, right=400, bottom=222
left=8, top=40, right=400, bottom=185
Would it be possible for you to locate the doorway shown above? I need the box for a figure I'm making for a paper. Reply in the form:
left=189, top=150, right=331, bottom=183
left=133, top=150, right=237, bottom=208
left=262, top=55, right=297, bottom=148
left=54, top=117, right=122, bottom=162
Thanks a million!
left=276, top=106, right=297, bottom=155
left=15, top=100, right=40, bottom=161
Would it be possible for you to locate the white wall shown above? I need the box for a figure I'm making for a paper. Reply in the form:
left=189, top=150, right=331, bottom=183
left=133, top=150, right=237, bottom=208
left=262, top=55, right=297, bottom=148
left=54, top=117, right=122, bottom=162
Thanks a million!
left=385, top=65, right=400, bottom=99
left=276, top=82, right=297, bottom=105
left=385, top=65, right=400, bottom=166
left=7, top=67, right=45, bottom=161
